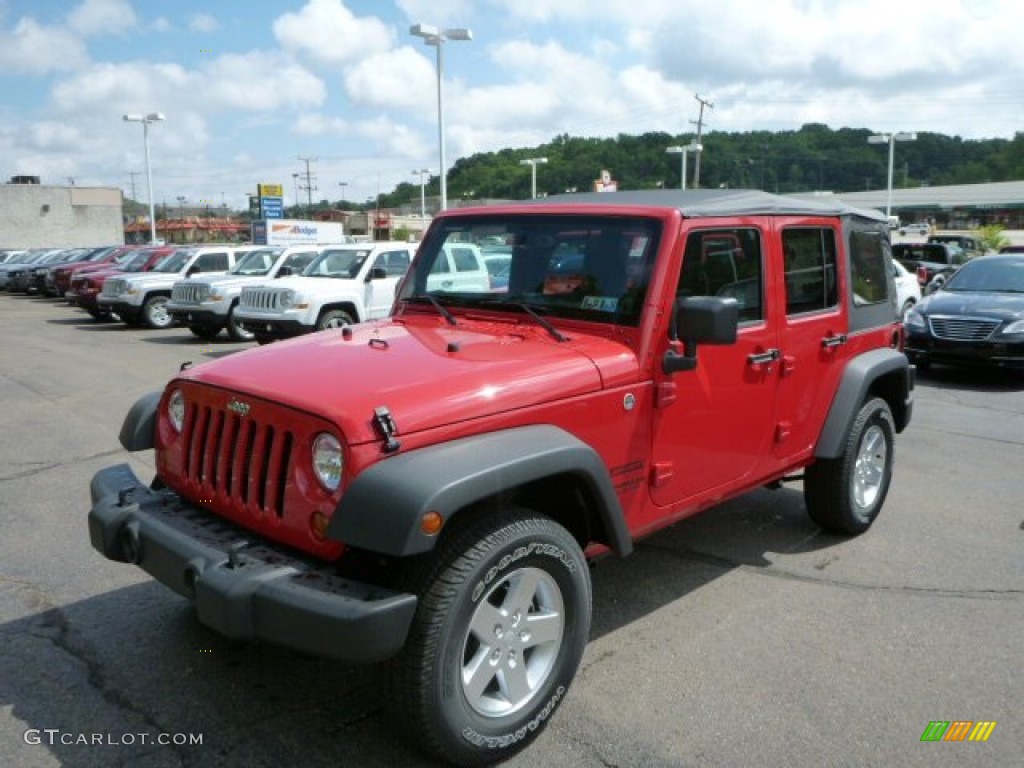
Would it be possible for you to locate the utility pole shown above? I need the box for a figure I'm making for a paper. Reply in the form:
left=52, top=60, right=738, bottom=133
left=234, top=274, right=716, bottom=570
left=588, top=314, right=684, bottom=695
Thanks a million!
left=127, top=170, right=140, bottom=203
left=298, top=156, right=317, bottom=214
left=689, top=93, right=714, bottom=189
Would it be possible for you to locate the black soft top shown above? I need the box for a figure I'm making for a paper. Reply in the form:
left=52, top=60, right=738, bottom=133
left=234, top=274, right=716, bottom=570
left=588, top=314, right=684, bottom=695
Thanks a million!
left=516, top=188, right=887, bottom=222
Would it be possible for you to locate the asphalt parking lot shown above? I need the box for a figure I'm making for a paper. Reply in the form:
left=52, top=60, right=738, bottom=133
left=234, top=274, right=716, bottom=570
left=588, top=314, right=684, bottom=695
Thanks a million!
left=1, top=292, right=1022, bottom=768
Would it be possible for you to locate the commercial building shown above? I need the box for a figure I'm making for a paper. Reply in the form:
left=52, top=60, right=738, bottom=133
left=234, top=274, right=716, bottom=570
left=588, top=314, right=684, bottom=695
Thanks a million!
left=0, top=181, right=124, bottom=247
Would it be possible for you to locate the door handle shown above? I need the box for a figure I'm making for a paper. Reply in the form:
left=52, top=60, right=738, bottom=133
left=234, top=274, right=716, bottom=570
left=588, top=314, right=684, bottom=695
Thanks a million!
left=747, top=348, right=781, bottom=367
left=821, top=334, right=848, bottom=349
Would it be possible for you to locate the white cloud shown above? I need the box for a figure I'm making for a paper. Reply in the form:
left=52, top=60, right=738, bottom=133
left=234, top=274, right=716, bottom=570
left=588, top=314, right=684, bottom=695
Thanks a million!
left=0, top=17, right=89, bottom=74
left=67, top=0, right=137, bottom=36
left=152, top=16, right=173, bottom=33
left=343, top=46, right=436, bottom=109
left=189, top=13, right=219, bottom=34
left=396, top=0, right=476, bottom=26
left=273, top=0, right=393, bottom=66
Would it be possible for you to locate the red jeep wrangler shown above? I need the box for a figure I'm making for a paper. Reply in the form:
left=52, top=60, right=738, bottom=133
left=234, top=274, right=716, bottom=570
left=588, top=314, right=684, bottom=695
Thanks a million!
left=89, top=190, right=913, bottom=766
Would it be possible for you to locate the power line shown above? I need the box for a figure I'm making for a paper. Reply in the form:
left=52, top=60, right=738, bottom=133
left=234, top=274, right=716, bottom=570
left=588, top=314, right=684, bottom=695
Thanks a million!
left=297, top=156, right=317, bottom=212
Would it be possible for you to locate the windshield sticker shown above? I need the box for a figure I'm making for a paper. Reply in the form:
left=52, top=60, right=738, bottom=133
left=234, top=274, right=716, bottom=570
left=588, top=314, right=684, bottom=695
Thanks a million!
left=581, top=296, right=619, bottom=312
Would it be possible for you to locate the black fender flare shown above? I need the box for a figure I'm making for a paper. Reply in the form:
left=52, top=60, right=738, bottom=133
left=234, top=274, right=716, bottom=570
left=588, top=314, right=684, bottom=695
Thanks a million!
left=329, top=425, right=633, bottom=558
left=119, top=391, right=161, bottom=451
left=815, top=348, right=913, bottom=459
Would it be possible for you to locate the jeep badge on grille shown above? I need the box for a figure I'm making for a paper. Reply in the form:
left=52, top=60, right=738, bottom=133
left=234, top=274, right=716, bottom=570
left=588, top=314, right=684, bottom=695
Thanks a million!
left=227, top=399, right=251, bottom=416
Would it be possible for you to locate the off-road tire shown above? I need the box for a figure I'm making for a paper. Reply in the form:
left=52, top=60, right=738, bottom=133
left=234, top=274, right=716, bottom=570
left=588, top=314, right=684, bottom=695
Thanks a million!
left=388, top=509, right=591, bottom=767
left=805, top=397, right=895, bottom=534
left=316, top=308, right=354, bottom=331
left=141, top=295, right=174, bottom=329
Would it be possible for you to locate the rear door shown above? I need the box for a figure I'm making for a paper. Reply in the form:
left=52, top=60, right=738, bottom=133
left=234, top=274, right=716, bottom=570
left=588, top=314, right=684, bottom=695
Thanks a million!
left=365, top=248, right=413, bottom=318
left=771, top=221, right=848, bottom=466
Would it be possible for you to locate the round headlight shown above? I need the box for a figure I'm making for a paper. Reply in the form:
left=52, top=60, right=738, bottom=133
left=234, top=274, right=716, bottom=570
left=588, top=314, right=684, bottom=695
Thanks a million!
left=167, top=389, right=185, bottom=432
left=279, top=289, right=297, bottom=309
left=312, top=433, right=343, bottom=491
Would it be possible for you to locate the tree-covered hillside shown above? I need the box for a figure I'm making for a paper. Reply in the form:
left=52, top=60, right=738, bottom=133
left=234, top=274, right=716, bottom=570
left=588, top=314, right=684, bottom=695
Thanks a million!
left=366, top=124, right=1024, bottom=210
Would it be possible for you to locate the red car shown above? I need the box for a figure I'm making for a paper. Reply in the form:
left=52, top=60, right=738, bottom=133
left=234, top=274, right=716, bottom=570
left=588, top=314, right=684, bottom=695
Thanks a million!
left=52, top=245, right=134, bottom=297
left=67, top=246, right=174, bottom=319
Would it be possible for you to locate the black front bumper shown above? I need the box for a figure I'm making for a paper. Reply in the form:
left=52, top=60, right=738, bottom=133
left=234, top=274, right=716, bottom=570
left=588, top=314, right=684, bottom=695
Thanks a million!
left=168, top=307, right=224, bottom=329
left=99, top=300, right=142, bottom=322
left=236, top=317, right=311, bottom=339
left=906, top=334, right=1024, bottom=369
left=88, top=464, right=417, bottom=663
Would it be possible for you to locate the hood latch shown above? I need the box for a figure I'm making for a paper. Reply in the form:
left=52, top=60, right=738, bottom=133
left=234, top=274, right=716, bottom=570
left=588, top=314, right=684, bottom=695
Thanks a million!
left=373, top=406, right=401, bottom=453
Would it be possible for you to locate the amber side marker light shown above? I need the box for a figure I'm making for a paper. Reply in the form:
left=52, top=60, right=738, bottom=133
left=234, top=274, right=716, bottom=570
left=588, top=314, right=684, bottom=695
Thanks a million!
left=421, top=510, right=444, bottom=536
left=310, top=511, right=330, bottom=540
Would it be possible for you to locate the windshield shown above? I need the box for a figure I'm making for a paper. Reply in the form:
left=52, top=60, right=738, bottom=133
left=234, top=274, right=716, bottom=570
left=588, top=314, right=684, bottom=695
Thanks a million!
left=230, top=247, right=283, bottom=276
left=943, top=257, right=1024, bottom=293
left=153, top=250, right=192, bottom=273
left=397, top=214, right=661, bottom=327
left=119, top=250, right=152, bottom=271
left=303, top=248, right=370, bottom=278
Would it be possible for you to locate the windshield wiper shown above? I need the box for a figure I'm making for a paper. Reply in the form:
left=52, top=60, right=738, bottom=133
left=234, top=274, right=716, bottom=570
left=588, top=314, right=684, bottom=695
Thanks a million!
left=509, top=303, right=569, bottom=342
left=406, top=294, right=457, bottom=325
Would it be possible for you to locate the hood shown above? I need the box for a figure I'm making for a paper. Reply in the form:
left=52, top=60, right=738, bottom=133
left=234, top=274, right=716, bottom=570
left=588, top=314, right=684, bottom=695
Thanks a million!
left=122, top=271, right=187, bottom=286
left=179, top=317, right=640, bottom=444
left=920, top=290, right=1024, bottom=321
left=268, top=275, right=361, bottom=298
left=187, top=273, right=268, bottom=289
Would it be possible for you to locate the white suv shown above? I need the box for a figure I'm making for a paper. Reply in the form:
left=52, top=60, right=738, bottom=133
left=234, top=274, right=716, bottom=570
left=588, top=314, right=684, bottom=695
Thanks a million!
left=234, top=242, right=416, bottom=343
left=99, top=246, right=241, bottom=328
left=166, top=245, right=322, bottom=341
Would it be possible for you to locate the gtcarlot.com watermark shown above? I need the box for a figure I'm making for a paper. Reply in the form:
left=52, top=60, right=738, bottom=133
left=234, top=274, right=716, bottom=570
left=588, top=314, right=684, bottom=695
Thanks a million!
left=24, top=729, right=203, bottom=747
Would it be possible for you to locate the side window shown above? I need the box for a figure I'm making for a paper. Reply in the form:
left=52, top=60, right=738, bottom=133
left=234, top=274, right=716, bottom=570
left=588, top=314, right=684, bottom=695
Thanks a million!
left=198, top=252, right=229, bottom=272
left=849, top=231, right=889, bottom=305
left=451, top=246, right=481, bottom=272
left=283, top=251, right=316, bottom=271
left=677, top=228, right=764, bottom=322
left=782, top=228, right=838, bottom=315
left=382, top=250, right=411, bottom=276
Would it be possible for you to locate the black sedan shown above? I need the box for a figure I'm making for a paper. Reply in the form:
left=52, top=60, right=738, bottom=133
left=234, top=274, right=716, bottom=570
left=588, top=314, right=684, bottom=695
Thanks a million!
left=904, top=254, right=1024, bottom=371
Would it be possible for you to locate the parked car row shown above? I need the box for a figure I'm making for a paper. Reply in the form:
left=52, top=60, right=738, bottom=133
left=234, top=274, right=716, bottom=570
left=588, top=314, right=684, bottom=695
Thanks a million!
left=4, top=241, right=501, bottom=347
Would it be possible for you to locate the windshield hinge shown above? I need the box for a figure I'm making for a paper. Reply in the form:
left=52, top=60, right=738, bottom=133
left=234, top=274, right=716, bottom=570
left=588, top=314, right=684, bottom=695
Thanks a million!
left=372, top=406, right=401, bottom=453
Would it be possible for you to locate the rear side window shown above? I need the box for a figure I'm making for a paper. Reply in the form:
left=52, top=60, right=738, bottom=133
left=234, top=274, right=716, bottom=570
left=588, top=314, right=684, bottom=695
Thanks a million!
left=380, top=250, right=411, bottom=276
left=451, top=247, right=480, bottom=272
left=849, top=231, right=889, bottom=305
left=678, top=228, right=764, bottom=322
left=782, top=228, right=838, bottom=315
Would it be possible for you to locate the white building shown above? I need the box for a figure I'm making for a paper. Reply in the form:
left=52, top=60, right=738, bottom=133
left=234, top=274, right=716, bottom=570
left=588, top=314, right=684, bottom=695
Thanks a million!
left=0, top=182, right=125, bottom=248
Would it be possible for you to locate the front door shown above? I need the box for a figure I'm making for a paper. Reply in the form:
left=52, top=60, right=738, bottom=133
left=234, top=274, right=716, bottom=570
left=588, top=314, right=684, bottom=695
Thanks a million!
left=649, top=225, right=781, bottom=510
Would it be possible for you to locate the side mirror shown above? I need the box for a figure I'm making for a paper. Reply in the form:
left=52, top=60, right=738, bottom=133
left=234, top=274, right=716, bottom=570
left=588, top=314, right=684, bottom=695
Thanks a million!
left=663, top=296, right=739, bottom=374
left=367, top=266, right=388, bottom=281
left=186, top=266, right=199, bottom=277
left=276, top=265, right=293, bottom=277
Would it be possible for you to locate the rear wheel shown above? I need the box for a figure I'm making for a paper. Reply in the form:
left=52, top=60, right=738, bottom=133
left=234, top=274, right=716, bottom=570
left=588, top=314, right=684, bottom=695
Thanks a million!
left=389, top=509, right=590, bottom=767
left=142, top=295, right=174, bottom=329
left=805, top=397, right=895, bottom=534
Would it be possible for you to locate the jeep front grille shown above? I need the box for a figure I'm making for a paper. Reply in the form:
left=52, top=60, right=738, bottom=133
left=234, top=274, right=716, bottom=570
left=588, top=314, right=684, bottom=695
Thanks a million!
left=928, top=315, right=999, bottom=341
left=172, top=282, right=209, bottom=304
left=181, top=402, right=294, bottom=519
left=102, top=278, right=127, bottom=297
left=240, top=287, right=281, bottom=310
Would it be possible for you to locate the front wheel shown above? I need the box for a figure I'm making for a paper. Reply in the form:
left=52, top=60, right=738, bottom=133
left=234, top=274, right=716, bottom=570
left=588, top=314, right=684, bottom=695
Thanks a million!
left=804, top=397, right=895, bottom=534
left=389, top=509, right=591, bottom=766
left=142, top=295, right=174, bottom=329
left=316, top=308, right=354, bottom=331
left=226, top=304, right=254, bottom=342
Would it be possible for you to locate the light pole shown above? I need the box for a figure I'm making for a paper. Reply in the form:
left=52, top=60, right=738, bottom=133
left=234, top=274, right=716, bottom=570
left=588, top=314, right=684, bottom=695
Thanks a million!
left=337, top=181, right=348, bottom=205
left=410, top=23, right=472, bottom=212
left=519, top=157, right=548, bottom=199
left=176, top=195, right=186, bottom=219
left=665, top=143, right=702, bottom=189
left=868, top=131, right=917, bottom=219
left=122, top=112, right=165, bottom=244
left=412, top=169, right=430, bottom=219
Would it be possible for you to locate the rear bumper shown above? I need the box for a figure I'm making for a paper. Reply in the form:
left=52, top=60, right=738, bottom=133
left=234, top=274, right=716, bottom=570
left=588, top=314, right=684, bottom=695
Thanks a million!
left=88, top=464, right=417, bottom=663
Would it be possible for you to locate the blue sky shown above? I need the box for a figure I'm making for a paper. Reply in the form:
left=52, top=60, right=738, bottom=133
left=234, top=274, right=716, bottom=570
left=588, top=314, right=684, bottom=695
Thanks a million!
left=1, top=0, right=1020, bottom=210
